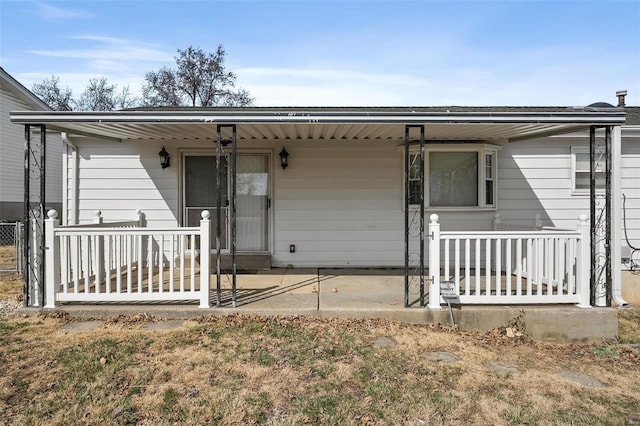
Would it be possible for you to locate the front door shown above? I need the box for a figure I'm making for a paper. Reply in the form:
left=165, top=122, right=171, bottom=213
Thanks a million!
left=183, top=154, right=269, bottom=252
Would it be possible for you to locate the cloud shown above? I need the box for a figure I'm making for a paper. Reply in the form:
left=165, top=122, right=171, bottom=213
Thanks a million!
left=28, top=35, right=174, bottom=65
left=32, top=2, right=92, bottom=21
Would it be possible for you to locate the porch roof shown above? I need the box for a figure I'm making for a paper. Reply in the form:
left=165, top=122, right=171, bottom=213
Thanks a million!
left=10, top=106, right=626, bottom=143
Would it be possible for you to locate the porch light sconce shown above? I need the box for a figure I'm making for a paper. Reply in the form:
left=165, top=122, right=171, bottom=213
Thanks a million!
left=279, top=146, right=289, bottom=170
left=158, top=146, right=170, bottom=169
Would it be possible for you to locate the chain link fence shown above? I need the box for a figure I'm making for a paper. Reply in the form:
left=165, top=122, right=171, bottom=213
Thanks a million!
left=0, top=222, right=23, bottom=272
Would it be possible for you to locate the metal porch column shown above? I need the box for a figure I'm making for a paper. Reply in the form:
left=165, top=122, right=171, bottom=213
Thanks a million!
left=215, top=127, right=223, bottom=306
left=590, top=125, right=612, bottom=307
left=215, top=124, right=237, bottom=307
left=22, top=124, right=46, bottom=307
left=404, top=125, right=425, bottom=307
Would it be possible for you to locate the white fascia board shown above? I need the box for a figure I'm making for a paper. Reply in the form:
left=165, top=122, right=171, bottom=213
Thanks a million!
left=9, top=110, right=627, bottom=126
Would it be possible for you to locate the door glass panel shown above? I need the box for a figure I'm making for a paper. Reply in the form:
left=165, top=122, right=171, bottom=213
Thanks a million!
left=184, top=155, right=228, bottom=249
left=237, top=155, right=269, bottom=251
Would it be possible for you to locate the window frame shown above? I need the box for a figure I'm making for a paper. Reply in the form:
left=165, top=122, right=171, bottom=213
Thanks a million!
left=570, top=145, right=605, bottom=195
left=406, top=143, right=499, bottom=211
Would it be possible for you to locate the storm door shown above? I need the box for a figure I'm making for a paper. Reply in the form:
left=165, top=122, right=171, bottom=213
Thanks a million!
left=183, top=154, right=269, bottom=252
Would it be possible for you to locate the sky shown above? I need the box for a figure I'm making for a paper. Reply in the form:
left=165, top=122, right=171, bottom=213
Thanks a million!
left=1, top=0, right=639, bottom=107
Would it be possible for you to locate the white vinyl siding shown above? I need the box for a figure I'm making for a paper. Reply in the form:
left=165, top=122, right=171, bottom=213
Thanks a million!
left=621, top=135, right=640, bottom=256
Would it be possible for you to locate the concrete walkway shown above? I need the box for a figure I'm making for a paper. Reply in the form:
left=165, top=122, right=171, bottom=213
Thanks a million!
left=34, top=268, right=618, bottom=343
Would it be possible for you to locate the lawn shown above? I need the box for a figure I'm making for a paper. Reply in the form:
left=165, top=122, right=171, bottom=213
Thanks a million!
left=1, top=270, right=639, bottom=425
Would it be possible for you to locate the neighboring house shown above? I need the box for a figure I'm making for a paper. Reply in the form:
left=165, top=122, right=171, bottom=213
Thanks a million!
left=9, top=98, right=639, bottom=307
left=0, top=67, right=62, bottom=221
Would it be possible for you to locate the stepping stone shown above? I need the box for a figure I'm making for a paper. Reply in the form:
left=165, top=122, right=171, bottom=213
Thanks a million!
left=141, top=320, right=184, bottom=331
left=558, top=370, right=606, bottom=388
left=486, top=361, right=521, bottom=374
left=427, top=352, right=459, bottom=363
left=59, top=321, right=101, bottom=332
left=373, top=336, right=397, bottom=348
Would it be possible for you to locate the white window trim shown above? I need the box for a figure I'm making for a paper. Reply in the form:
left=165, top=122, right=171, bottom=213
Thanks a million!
left=405, top=143, right=500, bottom=211
left=571, top=145, right=605, bottom=195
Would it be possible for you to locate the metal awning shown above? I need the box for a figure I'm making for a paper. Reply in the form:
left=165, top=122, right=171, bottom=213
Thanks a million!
left=10, top=107, right=626, bottom=143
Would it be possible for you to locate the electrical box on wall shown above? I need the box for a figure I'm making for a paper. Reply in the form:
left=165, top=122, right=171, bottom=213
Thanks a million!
left=289, top=244, right=296, bottom=253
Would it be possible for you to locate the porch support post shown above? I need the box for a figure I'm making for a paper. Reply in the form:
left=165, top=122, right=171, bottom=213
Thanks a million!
left=604, top=126, right=612, bottom=307
left=589, top=126, right=597, bottom=306
left=39, top=125, right=46, bottom=308
left=23, top=125, right=31, bottom=307
left=39, top=125, right=46, bottom=307
left=215, top=126, right=222, bottom=307
left=230, top=124, right=237, bottom=308
left=419, top=126, right=425, bottom=307
left=576, top=214, right=591, bottom=308
left=611, top=125, right=627, bottom=306
left=199, top=211, right=211, bottom=308
left=404, top=126, right=410, bottom=307
left=44, top=210, right=59, bottom=309
left=428, top=214, right=441, bottom=309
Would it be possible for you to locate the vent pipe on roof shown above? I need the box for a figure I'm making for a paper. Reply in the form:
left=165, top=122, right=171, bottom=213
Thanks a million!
left=616, top=90, right=627, bottom=107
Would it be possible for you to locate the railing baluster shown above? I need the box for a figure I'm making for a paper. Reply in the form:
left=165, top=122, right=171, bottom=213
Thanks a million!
left=105, top=235, right=111, bottom=294
left=516, top=238, right=522, bottom=296
left=475, top=239, right=480, bottom=296
left=61, top=235, right=69, bottom=294
left=83, top=235, right=90, bottom=293
left=495, top=238, right=502, bottom=296
left=180, top=235, right=185, bottom=292
left=147, top=235, right=153, bottom=293
left=127, top=234, right=133, bottom=293
left=137, top=234, right=143, bottom=293
left=505, top=238, right=512, bottom=296
left=526, top=238, right=533, bottom=295
left=485, top=238, right=491, bottom=296
left=464, top=239, right=470, bottom=296
left=116, top=235, right=122, bottom=293
left=169, top=234, right=175, bottom=292
left=158, top=235, right=164, bottom=293
left=444, top=239, right=450, bottom=280
left=190, top=234, right=196, bottom=291
left=454, top=239, right=460, bottom=292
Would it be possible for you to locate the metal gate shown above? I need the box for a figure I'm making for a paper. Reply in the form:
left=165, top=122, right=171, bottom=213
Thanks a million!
left=0, top=222, right=23, bottom=272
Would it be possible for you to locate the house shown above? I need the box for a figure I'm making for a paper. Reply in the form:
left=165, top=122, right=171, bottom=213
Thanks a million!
left=0, top=67, right=62, bottom=221
left=9, top=97, right=639, bottom=309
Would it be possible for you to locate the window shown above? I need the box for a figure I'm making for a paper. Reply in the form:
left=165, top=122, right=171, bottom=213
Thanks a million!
left=407, top=145, right=498, bottom=209
left=571, top=146, right=605, bottom=193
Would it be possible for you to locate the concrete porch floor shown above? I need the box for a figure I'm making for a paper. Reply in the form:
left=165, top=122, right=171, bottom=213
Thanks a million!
left=44, top=267, right=619, bottom=343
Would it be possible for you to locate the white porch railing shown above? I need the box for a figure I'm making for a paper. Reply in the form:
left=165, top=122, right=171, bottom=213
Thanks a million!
left=44, top=210, right=211, bottom=308
left=428, top=214, right=590, bottom=308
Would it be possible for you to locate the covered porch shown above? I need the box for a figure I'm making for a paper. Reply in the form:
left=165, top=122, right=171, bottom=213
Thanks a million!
left=11, top=106, right=626, bottom=310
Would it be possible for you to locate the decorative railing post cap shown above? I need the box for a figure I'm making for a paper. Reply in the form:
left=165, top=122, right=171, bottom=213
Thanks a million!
left=47, top=209, right=58, bottom=219
left=94, top=210, right=102, bottom=216
left=430, top=214, right=439, bottom=222
left=201, top=210, right=210, bottom=219
left=579, top=214, right=588, bottom=222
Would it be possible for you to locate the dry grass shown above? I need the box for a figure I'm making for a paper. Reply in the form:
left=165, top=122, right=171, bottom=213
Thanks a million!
left=1, top=275, right=639, bottom=425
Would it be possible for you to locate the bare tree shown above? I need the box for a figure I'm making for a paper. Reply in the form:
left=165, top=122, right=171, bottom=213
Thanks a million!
left=76, top=77, right=138, bottom=111
left=32, top=75, right=74, bottom=111
left=142, top=45, right=253, bottom=107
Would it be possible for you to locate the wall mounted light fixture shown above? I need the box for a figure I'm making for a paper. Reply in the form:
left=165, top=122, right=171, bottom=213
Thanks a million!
left=279, top=146, right=289, bottom=170
left=158, top=146, right=170, bottom=169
